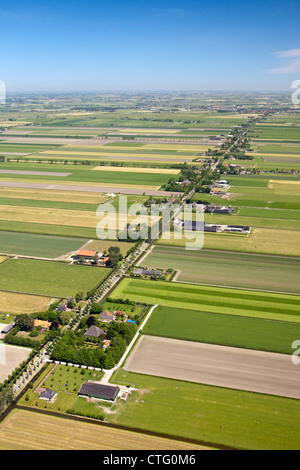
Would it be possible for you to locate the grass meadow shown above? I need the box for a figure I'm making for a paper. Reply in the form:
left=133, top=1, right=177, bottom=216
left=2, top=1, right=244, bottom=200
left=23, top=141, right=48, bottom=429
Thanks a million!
left=0, top=230, right=88, bottom=258
left=0, top=258, right=110, bottom=297
left=109, top=370, right=300, bottom=450
left=111, top=278, right=300, bottom=323
left=143, top=305, right=300, bottom=354
left=143, top=245, right=300, bottom=293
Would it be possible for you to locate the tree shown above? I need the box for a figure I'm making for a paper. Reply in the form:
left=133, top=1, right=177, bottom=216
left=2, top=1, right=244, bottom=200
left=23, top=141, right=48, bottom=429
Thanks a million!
left=75, top=292, right=84, bottom=302
left=86, top=316, right=96, bottom=327
left=15, top=314, right=34, bottom=332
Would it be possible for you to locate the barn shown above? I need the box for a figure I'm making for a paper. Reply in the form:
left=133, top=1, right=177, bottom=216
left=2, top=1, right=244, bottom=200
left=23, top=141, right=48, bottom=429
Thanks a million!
left=78, top=382, right=120, bottom=401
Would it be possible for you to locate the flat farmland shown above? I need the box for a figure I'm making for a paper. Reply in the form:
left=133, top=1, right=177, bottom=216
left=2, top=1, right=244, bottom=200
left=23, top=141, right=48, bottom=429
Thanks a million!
left=83, top=239, right=135, bottom=256
left=142, top=246, right=300, bottom=293
left=0, top=259, right=110, bottom=297
left=0, top=409, right=205, bottom=450
left=143, top=305, right=300, bottom=353
left=92, top=166, right=180, bottom=175
left=158, top=227, right=300, bottom=257
left=124, top=336, right=300, bottom=399
left=0, top=204, right=157, bottom=231
left=111, top=278, right=300, bottom=322
left=0, top=291, right=57, bottom=314
left=0, top=230, right=88, bottom=258
left=0, top=185, right=108, bottom=204
left=109, top=370, right=300, bottom=450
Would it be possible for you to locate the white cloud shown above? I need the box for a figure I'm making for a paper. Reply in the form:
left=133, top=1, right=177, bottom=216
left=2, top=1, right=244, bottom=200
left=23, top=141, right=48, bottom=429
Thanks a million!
left=273, top=49, right=300, bottom=59
left=267, top=48, right=300, bottom=74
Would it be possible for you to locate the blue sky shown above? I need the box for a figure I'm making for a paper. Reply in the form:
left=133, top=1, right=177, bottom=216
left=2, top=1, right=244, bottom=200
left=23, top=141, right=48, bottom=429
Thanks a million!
left=1, top=0, right=300, bottom=92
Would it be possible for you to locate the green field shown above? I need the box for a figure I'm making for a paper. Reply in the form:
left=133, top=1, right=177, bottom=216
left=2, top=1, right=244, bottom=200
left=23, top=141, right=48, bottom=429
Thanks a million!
left=0, top=230, right=88, bottom=258
left=0, top=258, right=110, bottom=297
left=142, top=246, right=300, bottom=293
left=109, top=370, right=300, bottom=450
left=111, top=278, right=300, bottom=323
left=143, top=305, right=300, bottom=353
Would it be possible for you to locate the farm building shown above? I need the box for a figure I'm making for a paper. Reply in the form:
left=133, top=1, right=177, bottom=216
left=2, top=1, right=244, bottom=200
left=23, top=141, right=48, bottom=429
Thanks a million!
left=99, top=310, right=115, bottom=322
left=39, top=389, right=57, bottom=401
left=225, top=225, right=251, bottom=233
left=183, top=220, right=219, bottom=232
left=133, top=268, right=163, bottom=278
left=74, top=249, right=97, bottom=260
left=1, top=324, right=14, bottom=334
left=33, top=319, right=51, bottom=330
left=79, top=382, right=120, bottom=401
left=84, top=325, right=106, bottom=338
left=205, top=203, right=235, bottom=214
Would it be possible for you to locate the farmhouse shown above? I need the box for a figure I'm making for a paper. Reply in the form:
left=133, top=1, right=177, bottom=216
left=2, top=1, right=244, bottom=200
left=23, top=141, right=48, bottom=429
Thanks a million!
left=205, top=203, right=235, bottom=214
left=74, top=249, right=97, bottom=260
left=39, top=389, right=57, bottom=401
left=133, top=267, right=163, bottom=278
left=33, top=319, right=51, bottom=330
left=84, top=325, right=105, bottom=338
left=79, top=382, right=120, bottom=401
left=99, top=310, right=115, bottom=322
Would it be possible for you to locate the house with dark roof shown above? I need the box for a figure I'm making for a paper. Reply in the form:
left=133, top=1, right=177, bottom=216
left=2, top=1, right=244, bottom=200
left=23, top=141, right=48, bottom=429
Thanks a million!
left=79, top=382, right=120, bottom=401
left=84, top=325, right=106, bottom=338
left=39, top=389, right=57, bottom=401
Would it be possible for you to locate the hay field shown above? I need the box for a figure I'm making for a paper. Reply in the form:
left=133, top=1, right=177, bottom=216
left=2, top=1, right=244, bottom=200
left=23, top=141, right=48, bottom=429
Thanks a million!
left=0, top=291, right=57, bottom=314
left=92, top=166, right=180, bottom=174
left=0, top=186, right=108, bottom=204
left=158, top=228, right=300, bottom=257
left=0, top=177, right=159, bottom=190
left=0, top=409, right=206, bottom=450
left=0, top=204, right=157, bottom=230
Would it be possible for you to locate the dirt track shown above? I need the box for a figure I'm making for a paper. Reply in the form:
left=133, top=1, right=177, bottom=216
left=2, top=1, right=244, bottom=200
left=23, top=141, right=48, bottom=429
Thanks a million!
left=124, top=336, right=300, bottom=399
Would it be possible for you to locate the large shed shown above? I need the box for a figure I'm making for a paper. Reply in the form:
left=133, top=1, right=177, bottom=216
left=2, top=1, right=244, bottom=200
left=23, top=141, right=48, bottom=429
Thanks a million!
left=78, top=382, right=120, bottom=401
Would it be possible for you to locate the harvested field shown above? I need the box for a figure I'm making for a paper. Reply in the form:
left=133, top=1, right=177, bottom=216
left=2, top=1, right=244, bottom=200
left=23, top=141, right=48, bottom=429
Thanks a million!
left=0, top=409, right=207, bottom=450
left=0, top=181, right=181, bottom=197
left=0, top=291, right=57, bottom=314
left=92, top=166, right=180, bottom=174
left=0, top=204, right=157, bottom=230
left=0, top=170, right=71, bottom=177
left=125, top=336, right=300, bottom=399
left=0, top=186, right=107, bottom=204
